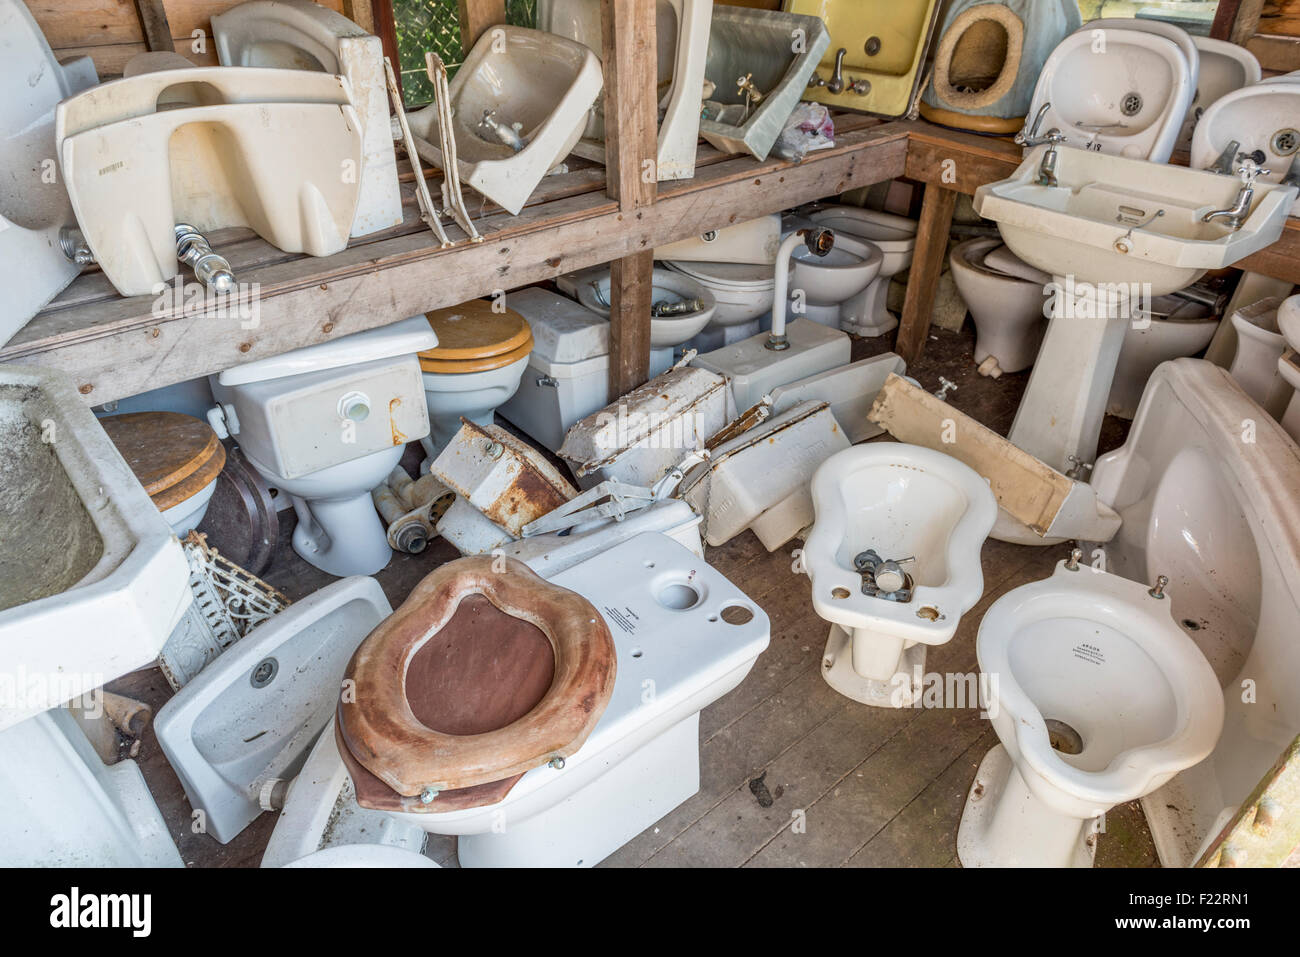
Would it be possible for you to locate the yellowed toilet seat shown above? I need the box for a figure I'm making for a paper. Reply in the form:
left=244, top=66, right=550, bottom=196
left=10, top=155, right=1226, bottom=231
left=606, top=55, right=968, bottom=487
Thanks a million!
left=337, top=555, right=616, bottom=813
left=101, top=411, right=226, bottom=513
left=418, top=299, right=534, bottom=374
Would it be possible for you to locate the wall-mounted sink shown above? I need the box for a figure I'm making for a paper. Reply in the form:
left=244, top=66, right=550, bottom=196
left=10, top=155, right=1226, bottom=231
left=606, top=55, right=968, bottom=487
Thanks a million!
left=1178, top=35, right=1260, bottom=153
left=1191, top=81, right=1300, bottom=189
left=0, top=366, right=191, bottom=731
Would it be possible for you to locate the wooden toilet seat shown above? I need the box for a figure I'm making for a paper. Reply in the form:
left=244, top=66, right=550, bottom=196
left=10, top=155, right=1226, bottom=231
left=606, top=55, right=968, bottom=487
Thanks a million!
left=418, top=300, right=534, bottom=373
left=100, top=411, right=226, bottom=511
left=337, top=555, right=616, bottom=812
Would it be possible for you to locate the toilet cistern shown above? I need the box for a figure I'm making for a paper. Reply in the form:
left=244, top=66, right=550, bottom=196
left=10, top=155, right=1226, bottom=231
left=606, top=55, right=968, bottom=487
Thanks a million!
left=768, top=226, right=835, bottom=351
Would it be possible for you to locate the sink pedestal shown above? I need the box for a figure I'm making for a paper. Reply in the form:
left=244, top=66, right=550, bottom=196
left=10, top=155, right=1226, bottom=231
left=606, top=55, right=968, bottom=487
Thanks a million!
left=1007, top=276, right=1133, bottom=474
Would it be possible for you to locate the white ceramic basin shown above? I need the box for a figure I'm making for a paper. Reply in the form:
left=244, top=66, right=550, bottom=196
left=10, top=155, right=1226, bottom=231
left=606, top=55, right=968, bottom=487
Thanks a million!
left=1190, top=81, right=1300, bottom=188
left=575, top=267, right=717, bottom=347
left=154, top=575, right=392, bottom=844
left=1025, top=25, right=1192, bottom=162
left=408, top=26, right=602, bottom=216
left=0, top=366, right=190, bottom=731
left=1178, top=35, right=1261, bottom=153
left=975, top=145, right=1299, bottom=296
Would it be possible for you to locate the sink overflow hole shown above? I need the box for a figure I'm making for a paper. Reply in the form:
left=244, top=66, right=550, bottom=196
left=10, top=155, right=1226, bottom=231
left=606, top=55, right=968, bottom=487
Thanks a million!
left=1046, top=718, right=1084, bottom=755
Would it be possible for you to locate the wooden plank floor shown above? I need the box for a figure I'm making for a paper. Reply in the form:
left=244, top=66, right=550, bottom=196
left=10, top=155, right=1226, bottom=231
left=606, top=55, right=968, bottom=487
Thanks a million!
left=110, top=321, right=1157, bottom=869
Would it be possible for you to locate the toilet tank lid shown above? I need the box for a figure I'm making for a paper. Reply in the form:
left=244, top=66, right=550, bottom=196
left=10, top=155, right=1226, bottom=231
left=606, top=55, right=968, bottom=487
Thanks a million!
left=217, top=316, right=438, bottom=386
left=507, top=287, right=610, bottom=365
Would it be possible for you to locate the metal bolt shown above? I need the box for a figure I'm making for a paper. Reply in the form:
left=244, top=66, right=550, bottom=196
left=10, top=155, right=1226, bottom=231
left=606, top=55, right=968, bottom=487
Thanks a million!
left=1065, top=548, right=1082, bottom=571
left=548, top=756, right=566, bottom=770
left=420, top=786, right=440, bottom=804
left=484, top=440, right=504, bottom=458
left=1149, top=575, right=1169, bottom=599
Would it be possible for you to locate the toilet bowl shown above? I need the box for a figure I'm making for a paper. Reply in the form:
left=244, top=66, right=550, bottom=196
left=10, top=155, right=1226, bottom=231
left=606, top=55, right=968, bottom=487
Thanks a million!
left=803, top=443, right=997, bottom=707
left=101, top=411, right=227, bottom=537
left=802, top=206, right=919, bottom=337
left=208, top=316, right=435, bottom=577
left=573, top=266, right=717, bottom=367
left=1278, top=296, right=1300, bottom=444
left=949, top=237, right=1050, bottom=378
left=415, top=299, right=534, bottom=468
left=1106, top=295, right=1219, bottom=420
left=782, top=228, right=883, bottom=327
left=406, top=26, right=603, bottom=215
left=537, top=0, right=711, bottom=181
left=257, top=532, right=768, bottom=867
left=1178, top=36, right=1261, bottom=154
left=1023, top=21, right=1194, bottom=162
left=664, top=260, right=778, bottom=345
left=0, top=0, right=98, bottom=342
left=1227, top=297, right=1288, bottom=409
left=956, top=560, right=1224, bottom=868
left=1084, top=358, right=1300, bottom=865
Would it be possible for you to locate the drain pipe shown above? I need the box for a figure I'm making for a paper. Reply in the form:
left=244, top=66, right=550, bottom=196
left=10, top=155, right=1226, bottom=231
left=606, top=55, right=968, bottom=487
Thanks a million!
left=767, top=227, right=835, bottom=351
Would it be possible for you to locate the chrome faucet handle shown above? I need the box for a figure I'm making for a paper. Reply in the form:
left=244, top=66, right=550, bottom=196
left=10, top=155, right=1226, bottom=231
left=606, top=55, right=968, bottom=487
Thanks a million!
left=1016, top=102, right=1052, bottom=146
left=1236, top=159, right=1270, bottom=185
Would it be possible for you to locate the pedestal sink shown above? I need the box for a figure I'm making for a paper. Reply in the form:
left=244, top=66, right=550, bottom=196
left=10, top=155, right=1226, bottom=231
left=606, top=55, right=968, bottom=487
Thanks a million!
left=974, top=143, right=1296, bottom=488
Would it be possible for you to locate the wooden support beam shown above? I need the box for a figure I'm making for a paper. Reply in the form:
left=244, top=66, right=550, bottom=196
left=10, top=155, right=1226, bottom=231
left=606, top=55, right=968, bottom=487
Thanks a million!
left=132, top=0, right=173, bottom=52
left=343, top=0, right=377, bottom=33
left=895, top=184, right=957, bottom=365
left=458, top=0, right=506, bottom=52
left=371, top=0, right=403, bottom=99
left=600, top=0, right=659, bottom=396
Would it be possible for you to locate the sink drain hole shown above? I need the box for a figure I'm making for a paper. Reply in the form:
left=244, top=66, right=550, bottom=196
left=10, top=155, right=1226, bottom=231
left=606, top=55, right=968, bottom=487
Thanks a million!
left=1120, top=92, right=1143, bottom=117
left=250, top=657, right=278, bottom=689
left=1272, top=128, right=1299, bottom=156
left=1046, top=718, right=1084, bottom=755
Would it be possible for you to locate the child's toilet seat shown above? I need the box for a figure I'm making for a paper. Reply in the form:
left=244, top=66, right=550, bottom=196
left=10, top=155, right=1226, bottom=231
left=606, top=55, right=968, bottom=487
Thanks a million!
left=337, top=556, right=616, bottom=811
left=418, top=300, right=534, bottom=373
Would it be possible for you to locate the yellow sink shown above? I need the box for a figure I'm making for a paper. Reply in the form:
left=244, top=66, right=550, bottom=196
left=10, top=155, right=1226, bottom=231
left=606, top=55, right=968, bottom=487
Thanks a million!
left=782, top=0, right=941, bottom=117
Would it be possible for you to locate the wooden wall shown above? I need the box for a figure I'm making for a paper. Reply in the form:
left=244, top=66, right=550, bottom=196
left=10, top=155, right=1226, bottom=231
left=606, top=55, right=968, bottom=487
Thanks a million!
left=26, top=0, right=367, bottom=77
left=1262, top=0, right=1300, bottom=35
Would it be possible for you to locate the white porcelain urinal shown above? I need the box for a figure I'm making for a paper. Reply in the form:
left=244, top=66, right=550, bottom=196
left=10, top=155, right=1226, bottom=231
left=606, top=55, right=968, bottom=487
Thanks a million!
left=804, top=443, right=997, bottom=707
left=408, top=26, right=603, bottom=215
left=0, top=366, right=191, bottom=732
left=1191, top=81, right=1300, bottom=189
left=1085, top=359, right=1300, bottom=867
left=155, top=576, right=392, bottom=844
left=538, top=0, right=712, bottom=180
left=0, top=0, right=98, bottom=342
left=1024, top=21, right=1193, bottom=162
left=56, top=68, right=364, bottom=296
left=1178, top=36, right=1261, bottom=153
left=211, top=0, right=404, bottom=237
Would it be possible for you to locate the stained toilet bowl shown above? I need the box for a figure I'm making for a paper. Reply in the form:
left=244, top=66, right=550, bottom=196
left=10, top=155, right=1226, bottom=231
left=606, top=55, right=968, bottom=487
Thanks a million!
left=804, top=443, right=997, bottom=707
left=1228, top=297, right=1287, bottom=409
left=949, top=237, right=1048, bottom=378
left=1106, top=295, right=1219, bottom=420
left=803, top=206, right=918, bottom=337
left=664, top=260, right=777, bottom=344
left=957, top=561, right=1223, bottom=868
left=416, top=299, right=534, bottom=467
left=574, top=266, right=717, bottom=362
left=784, top=230, right=883, bottom=326
left=101, top=411, right=226, bottom=537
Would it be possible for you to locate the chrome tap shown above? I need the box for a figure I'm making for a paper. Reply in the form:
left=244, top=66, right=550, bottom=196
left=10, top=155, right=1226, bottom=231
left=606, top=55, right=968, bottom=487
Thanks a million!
left=827, top=48, right=848, bottom=94
left=174, top=224, right=235, bottom=293
left=1207, top=139, right=1241, bottom=176
left=1202, top=160, right=1269, bottom=231
left=1015, top=103, right=1055, bottom=147
left=478, top=109, right=527, bottom=152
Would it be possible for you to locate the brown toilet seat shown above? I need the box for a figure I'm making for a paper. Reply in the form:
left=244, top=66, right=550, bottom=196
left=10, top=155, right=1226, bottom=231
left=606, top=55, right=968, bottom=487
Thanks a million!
left=418, top=299, right=534, bottom=374
left=338, top=555, right=616, bottom=811
left=100, top=411, right=226, bottom=512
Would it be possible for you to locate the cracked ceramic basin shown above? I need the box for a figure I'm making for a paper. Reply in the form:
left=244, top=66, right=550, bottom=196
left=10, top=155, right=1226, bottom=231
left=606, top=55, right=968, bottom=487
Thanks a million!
left=974, top=145, right=1299, bottom=296
left=1191, top=81, right=1300, bottom=189
left=1025, top=22, right=1193, bottom=162
left=1178, top=35, right=1260, bottom=153
left=698, top=5, right=830, bottom=160
left=0, top=366, right=190, bottom=731
left=407, top=26, right=602, bottom=215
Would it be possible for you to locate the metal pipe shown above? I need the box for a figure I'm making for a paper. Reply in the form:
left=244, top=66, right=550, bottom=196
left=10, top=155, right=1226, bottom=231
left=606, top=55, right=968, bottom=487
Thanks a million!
left=768, top=227, right=834, bottom=351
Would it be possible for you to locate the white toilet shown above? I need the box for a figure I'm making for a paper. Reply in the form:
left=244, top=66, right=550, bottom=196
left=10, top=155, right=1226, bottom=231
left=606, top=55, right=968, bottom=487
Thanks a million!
left=957, top=559, right=1224, bottom=868
left=782, top=225, right=883, bottom=328
left=260, top=532, right=770, bottom=868
left=1277, top=295, right=1300, bottom=444
left=208, top=317, right=436, bottom=577
left=949, top=237, right=1050, bottom=378
left=415, top=299, right=534, bottom=469
left=803, top=443, right=998, bottom=707
left=664, top=260, right=777, bottom=347
left=101, top=411, right=225, bottom=537
left=1107, top=293, right=1220, bottom=419
left=803, top=206, right=919, bottom=337
left=572, top=265, right=717, bottom=368
left=1227, top=297, right=1288, bottom=410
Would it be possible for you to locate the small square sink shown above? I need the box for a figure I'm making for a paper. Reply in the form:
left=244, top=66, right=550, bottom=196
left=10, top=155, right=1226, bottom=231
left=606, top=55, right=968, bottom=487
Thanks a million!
left=0, top=366, right=190, bottom=730
left=975, top=145, right=1299, bottom=295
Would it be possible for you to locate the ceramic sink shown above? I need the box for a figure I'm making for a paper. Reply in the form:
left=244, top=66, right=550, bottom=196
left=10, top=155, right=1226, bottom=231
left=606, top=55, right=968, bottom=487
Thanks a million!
left=1024, top=21, right=1193, bottom=162
left=0, top=0, right=98, bottom=343
left=407, top=26, right=602, bottom=216
left=212, top=0, right=404, bottom=237
left=56, top=66, right=364, bottom=297
left=1191, top=81, right=1300, bottom=189
left=785, top=0, right=941, bottom=119
left=538, top=0, right=712, bottom=181
left=0, top=366, right=190, bottom=731
left=974, top=145, right=1298, bottom=296
left=698, top=6, right=829, bottom=160
left=1178, top=35, right=1261, bottom=153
